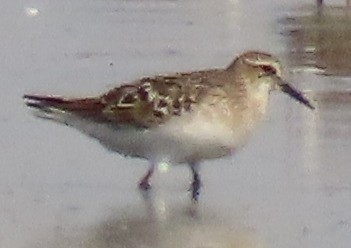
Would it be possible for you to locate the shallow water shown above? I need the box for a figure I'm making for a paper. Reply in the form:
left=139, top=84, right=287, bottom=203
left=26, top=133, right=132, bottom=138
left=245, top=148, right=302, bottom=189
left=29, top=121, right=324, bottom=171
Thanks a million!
left=281, top=5, right=351, bottom=76
left=1, top=0, right=351, bottom=248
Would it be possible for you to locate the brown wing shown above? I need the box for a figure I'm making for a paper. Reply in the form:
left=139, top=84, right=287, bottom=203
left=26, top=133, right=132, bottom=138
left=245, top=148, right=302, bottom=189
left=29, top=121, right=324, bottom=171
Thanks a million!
left=101, top=71, right=216, bottom=127
left=24, top=70, right=220, bottom=128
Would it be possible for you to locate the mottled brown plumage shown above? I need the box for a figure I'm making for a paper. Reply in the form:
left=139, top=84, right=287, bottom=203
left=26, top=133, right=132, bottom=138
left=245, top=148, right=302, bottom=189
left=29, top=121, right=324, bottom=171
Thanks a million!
left=23, top=51, right=314, bottom=201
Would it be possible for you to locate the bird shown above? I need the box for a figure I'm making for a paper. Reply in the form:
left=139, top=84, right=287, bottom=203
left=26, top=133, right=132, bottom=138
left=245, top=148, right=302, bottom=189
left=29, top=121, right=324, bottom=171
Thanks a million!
left=23, top=51, right=315, bottom=201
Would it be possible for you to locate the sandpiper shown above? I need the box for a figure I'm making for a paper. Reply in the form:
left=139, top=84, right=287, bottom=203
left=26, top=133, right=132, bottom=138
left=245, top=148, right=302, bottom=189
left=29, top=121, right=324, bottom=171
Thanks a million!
left=24, top=51, right=314, bottom=201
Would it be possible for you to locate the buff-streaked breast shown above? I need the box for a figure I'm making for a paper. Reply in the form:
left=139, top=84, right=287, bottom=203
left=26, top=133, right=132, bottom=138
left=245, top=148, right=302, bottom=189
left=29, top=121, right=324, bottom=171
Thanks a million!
left=23, top=51, right=315, bottom=201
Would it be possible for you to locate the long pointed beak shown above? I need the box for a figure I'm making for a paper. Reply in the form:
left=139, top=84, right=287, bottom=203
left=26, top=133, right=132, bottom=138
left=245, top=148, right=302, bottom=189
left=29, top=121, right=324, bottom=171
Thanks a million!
left=274, top=76, right=315, bottom=110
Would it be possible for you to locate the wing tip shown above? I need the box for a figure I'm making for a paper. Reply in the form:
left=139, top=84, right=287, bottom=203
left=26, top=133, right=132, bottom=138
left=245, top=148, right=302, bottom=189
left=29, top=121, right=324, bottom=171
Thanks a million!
left=23, top=94, right=43, bottom=109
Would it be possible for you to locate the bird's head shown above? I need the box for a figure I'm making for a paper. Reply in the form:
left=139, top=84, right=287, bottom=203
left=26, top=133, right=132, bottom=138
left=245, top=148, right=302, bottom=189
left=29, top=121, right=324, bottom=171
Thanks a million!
left=227, top=51, right=315, bottom=110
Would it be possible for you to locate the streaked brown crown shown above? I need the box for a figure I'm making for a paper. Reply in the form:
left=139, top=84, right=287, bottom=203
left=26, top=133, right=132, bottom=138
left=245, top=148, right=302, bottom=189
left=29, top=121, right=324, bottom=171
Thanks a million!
left=226, top=51, right=282, bottom=86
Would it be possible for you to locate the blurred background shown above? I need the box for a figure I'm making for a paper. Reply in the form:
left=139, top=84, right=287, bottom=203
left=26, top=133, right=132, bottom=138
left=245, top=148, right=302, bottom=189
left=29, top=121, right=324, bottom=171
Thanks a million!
left=1, top=0, right=351, bottom=247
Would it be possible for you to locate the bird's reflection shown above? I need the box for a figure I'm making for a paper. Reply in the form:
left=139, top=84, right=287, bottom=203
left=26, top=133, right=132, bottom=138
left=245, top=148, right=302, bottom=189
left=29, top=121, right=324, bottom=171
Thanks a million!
left=47, top=192, right=264, bottom=248
left=83, top=194, right=263, bottom=248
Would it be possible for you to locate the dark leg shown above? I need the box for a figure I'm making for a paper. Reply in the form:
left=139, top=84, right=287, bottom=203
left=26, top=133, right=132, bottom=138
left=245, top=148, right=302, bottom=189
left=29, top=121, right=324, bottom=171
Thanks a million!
left=139, top=164, right=155, bottom=190
left=317, top=0, right=323, bottom=7
left=189, top=162, right=201, bottom=202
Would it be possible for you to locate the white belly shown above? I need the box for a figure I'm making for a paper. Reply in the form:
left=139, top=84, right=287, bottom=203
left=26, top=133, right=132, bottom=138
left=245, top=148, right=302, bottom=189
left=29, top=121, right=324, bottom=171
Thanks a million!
left=66, top=107, right=259, bottom=164
left=71, top=119, right=232, bottom=164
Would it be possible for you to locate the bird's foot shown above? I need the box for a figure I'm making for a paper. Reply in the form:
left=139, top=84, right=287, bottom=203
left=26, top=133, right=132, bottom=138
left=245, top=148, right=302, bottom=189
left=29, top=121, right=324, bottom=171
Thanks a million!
left=139, top=180, right=152, bottom=191
left=189, top=178, right=201, bottom=202
left=138, top=165, right=155, bottom=191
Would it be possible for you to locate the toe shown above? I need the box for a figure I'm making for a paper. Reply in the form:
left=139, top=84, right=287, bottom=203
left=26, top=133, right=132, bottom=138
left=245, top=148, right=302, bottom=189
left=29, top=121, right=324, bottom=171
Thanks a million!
left=139, top=181, right=151, bottom=191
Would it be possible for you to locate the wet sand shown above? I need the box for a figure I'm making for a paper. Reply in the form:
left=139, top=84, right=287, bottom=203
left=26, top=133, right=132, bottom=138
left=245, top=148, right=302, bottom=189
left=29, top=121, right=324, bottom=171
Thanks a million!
left=1, top=0, right=351, bottom=248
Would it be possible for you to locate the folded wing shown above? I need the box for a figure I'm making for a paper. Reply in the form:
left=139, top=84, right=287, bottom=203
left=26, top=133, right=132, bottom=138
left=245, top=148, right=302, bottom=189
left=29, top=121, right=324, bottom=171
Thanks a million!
left=24, top=71, right=213, bottom=128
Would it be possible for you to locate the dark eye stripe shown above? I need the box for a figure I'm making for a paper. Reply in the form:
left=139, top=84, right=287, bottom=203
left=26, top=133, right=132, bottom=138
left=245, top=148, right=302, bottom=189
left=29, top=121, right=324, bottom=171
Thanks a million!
left=259, top=65, right=277, bottom=75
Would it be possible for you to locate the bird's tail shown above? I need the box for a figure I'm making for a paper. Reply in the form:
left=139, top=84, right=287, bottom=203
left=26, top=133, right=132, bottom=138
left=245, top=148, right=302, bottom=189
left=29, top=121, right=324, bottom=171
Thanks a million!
left=23, top=94, right=105, bottom=122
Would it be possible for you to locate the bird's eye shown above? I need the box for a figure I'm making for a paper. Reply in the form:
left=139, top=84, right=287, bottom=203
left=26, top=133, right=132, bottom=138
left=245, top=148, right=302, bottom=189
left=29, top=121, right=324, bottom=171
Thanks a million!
left=259, top=65, right=277, bottom=75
